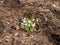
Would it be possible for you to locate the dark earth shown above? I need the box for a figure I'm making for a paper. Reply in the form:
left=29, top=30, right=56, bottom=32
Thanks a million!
left=0, top=0, right=60, bottom=45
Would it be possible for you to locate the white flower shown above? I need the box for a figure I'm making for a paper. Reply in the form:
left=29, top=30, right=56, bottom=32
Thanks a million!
left=23, top=20, right=26, bottom=23
left=32, top=23, right=35, bottom=27
left=32, top=18, right=35, bottom=21
left=24, top=18, right=26, bottom=20
left=28, top=20, right=31, bottom=23
left=22, top=18, right=26, bottom=23
left=37, top=19, right=38, bottom=21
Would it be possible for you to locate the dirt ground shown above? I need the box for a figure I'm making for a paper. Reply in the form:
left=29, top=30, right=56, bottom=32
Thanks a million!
left=0, top=0, right=60, bottom=45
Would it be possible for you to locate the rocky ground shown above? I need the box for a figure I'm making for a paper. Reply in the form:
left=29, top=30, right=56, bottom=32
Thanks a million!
left=0, top=0, right=60, bottom=45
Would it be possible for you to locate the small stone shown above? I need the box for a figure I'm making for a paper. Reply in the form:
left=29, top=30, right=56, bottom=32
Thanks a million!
left=52, top=4, right=56, bottom=7
left=14, top=32, right=19, bottom=37
left=6, top=22, right=10, bottom=24
left=16, top=25, right=19, bottom=30
left=1, top=1, right=4, bottom=3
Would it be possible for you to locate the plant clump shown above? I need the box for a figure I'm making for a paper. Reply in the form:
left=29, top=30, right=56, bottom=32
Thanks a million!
left=21, top=12, right=36, bottom=32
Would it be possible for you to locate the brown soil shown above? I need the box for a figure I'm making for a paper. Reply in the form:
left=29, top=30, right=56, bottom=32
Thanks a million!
left=0, top=0, right=60, bottom=45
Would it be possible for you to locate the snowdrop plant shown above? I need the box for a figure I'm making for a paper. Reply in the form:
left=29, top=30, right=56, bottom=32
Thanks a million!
left=21, top=12, right=38, bottom=32
left=21, top=17, right=35, bottom=32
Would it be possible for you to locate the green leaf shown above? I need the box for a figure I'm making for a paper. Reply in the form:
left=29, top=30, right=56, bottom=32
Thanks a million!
left=24, top=12, right=31, bottom=18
